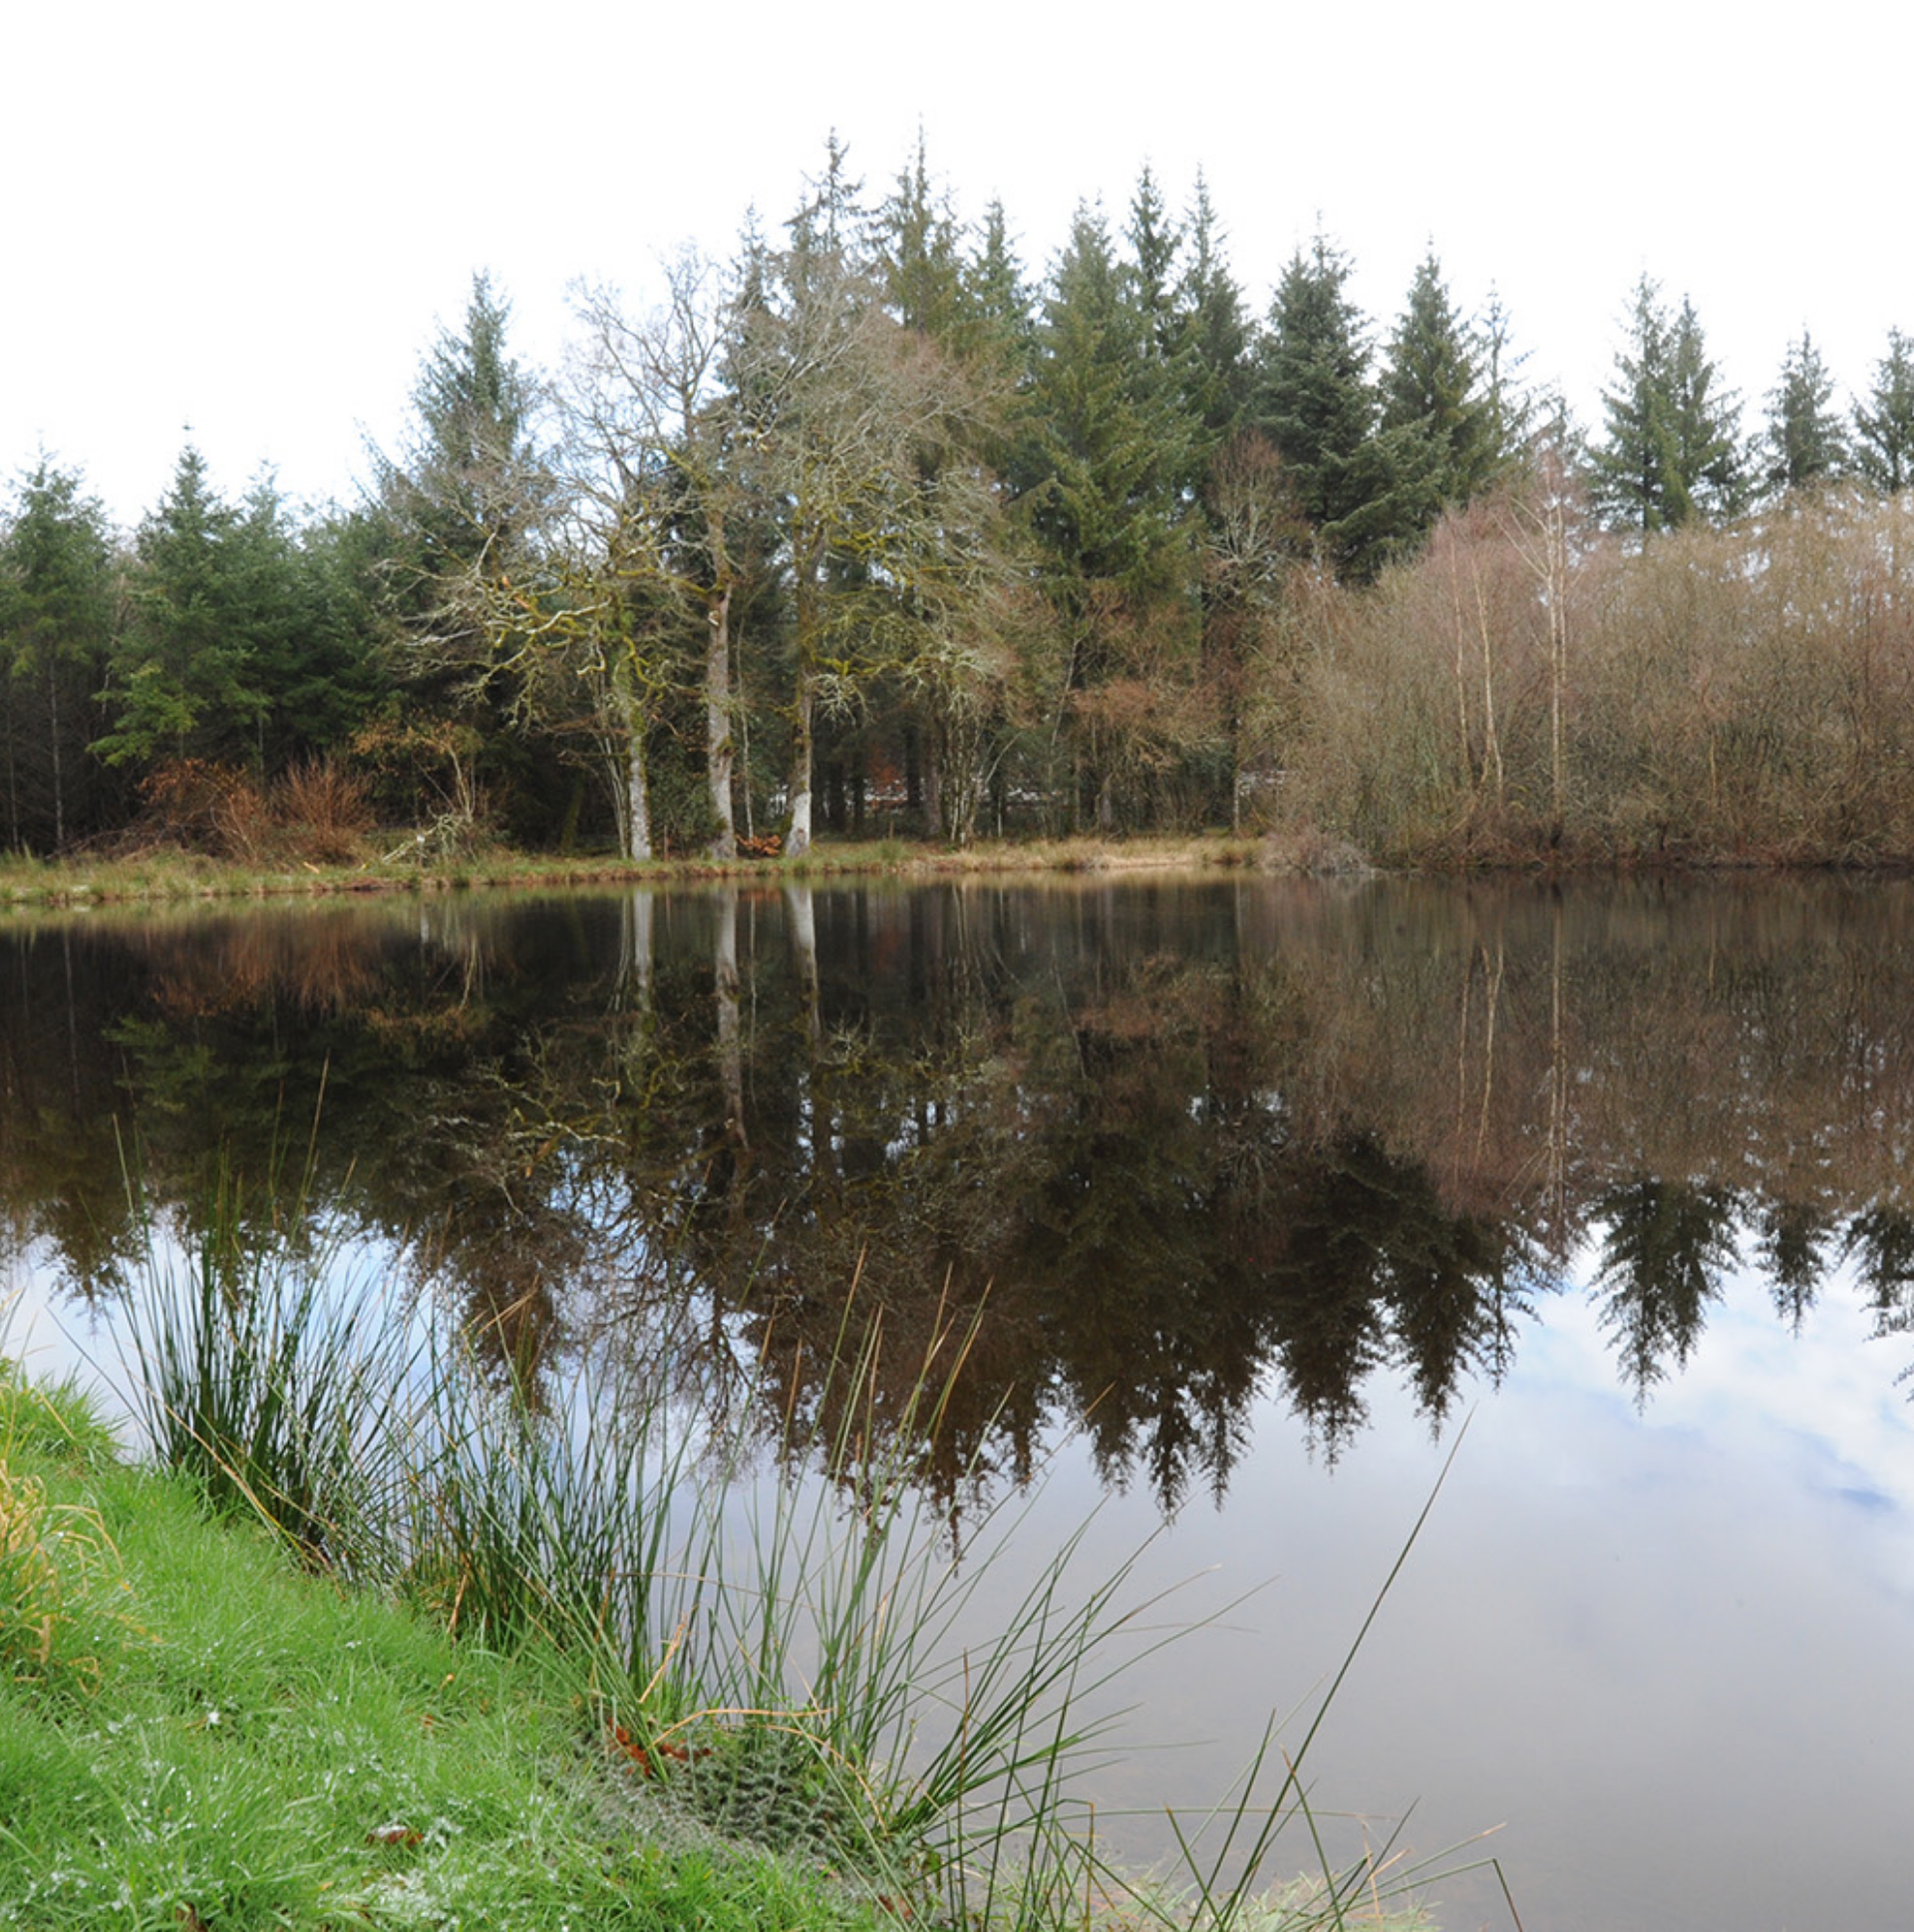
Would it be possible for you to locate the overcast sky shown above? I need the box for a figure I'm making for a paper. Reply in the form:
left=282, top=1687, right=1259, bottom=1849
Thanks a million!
left=6, top=0, right=1906, bottom=529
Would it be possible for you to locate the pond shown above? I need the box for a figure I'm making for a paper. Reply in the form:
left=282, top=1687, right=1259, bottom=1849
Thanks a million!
left=7, top=873, right=1914, bottom=1931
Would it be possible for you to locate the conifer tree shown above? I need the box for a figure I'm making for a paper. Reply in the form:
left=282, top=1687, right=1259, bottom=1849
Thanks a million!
left=1174, top=171, right=1256, bottom=452
left=371, top=271, right=555, bottom=835
left=1017, top=202, right=1201, bottom=826
left=1853, top=327, right=1914, bottom=494
left=1761, top=330, right=1848, bottom=497
left=1124, top=164, right=1183, bottom=363
left=1663, top=296, right=1746, bottom=522
left=1254, top=233, right=1441, bottom=579
left=965, top=198, right=1035, bottom=369
left=97, top=448, right=267, bottom=773
left=0, top=459, right=116, bottom=847
left=1380, top=250, right=1496, bottom=508
left=1591, top=278, right=1744, bottom=529
left=1253, top=233, right=1374, bottom=530
left=874, top=132, right=964, bottom=339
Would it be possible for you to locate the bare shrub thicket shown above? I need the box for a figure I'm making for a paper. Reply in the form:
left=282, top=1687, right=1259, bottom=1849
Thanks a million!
left=1276, top=485, right=1914, bottom=865
left=1282, top=495, right=1569, bottom=861
left=120, top=757, right=374, bottom=865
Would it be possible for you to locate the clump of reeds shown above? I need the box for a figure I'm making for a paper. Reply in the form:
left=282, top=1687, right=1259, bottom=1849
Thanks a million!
left=108, top=1200, right=1508, bottom=1930
left=115, top=1158, right=414, bottom=1581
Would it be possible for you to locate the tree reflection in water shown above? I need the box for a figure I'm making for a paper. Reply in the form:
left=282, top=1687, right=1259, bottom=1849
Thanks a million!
left=8, top=875, right=1914, bottom=1512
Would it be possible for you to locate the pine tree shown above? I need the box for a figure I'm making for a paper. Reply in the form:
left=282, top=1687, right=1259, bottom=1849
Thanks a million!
left=1379, top=250, right=1496, bottom=508
left=1254, top=233, right=1442, bottom=579
left=1761, top=330, right=1848, bottom=497
left=1591, top=278, right=1744, bottom=529
left=1253, top=233, right=1374, bottom=530
left=0, top=459, right=117, bottom=847
left=1853, top=327, right=1914, bottom=494
left=1016, top=202, right=1201, bottom=826
left=1174, top=171, right=1255, bottom=451
left=874, top=131, right=964, bottom=339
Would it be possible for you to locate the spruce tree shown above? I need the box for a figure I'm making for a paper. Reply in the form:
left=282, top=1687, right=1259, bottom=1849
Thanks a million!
left=1124, top=163, right=1183, bottom=363
left=96, top=448, right=265, bottom=773
left=1253, top=233, right=1374, bottom=530
left=874, top=132, right=964, bottom=340
left=371, top=270, right=556, bottom=835
left=966, top=198, right=1034, bottom=361
left=1853, top=327, right=1914, bottom=494
left=1761, top=330, right=1848, bottom=497
left=1174, top=171, right=1256, bottom=451
left=1380, top=250, right=1496, bottom=508
left=1663, top=296, right=1746, bottom=522
left=1253, top=233, right=1441, bottom=579
left=1591, top=278, right=1744, bottom=529
left=1016, top=202, right=1200, bottom=826
left=0, top=459, right=116, bottom=847
left=1589, top=276, right=1674, bottom=529
left=1019, top=202, right=1195, bottom=605
left=383, top=270, right=545, bottom=584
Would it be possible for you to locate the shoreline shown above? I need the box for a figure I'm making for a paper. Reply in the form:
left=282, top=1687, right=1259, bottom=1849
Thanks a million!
left=6, top=827, right=1914, bottom=914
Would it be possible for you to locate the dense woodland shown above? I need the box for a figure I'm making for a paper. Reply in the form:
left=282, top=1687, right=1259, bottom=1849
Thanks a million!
left=5, top=141, right=1914, bottom=866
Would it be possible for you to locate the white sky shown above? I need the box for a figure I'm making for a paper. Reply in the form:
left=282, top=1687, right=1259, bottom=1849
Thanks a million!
left=6, top=0, right=1907, bottom=530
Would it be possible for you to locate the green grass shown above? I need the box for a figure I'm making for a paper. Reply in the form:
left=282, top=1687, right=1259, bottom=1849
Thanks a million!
left=0, top=1364, right=891, bottom=1930
left=3, top=1219, right=1509, bottom=1931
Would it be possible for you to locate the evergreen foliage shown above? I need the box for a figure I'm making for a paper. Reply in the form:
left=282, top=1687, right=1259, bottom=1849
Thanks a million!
left=1761, top=330, right=1849, bottom=497
left=1174, top=171, right=1257, bottom=450
left=1380, top=251, right=1498, bottom=510
left=1853, top=327, right=1914, bottom=493
left=1017, top=202, right=1202, bottom=826
left=97, top=449, right=270, bottom=771
left=1591, top=279, right=1744, bottom=529
left=0, top=460, right=117, bottom=847
left=1253, top=234, right=1439, bottom=580
left=1254, top=233, right=1375, bottom=532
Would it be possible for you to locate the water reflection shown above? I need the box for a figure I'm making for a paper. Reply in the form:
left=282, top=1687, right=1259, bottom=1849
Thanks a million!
left=7, top=878, right=1914, bottom=1509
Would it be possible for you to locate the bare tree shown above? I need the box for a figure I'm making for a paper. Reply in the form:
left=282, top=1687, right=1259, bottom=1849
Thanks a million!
left=565, top=249, right=753, bottom=856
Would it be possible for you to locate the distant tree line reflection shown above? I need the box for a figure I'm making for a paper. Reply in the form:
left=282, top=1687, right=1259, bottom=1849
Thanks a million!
left=5, top=876, right=1914, bottom=1509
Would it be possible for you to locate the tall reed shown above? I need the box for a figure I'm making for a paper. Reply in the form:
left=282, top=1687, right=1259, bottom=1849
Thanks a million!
left=114, top=1155, right=416, bottom=1581
left=110, top=1207, right=1513, bottom=1929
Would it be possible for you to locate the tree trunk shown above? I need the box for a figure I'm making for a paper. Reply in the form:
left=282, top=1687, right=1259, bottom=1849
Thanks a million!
left=705, top=583, right=736, bottom=858
left=715, top=887, right=746, bottom=1150
left=786, top=675, right=814, bottom=857
left=47, top=661, right=66, bottom=851
left=786, top=536, right=821, bottom=859
left=613, top=658, right=652, bottom=861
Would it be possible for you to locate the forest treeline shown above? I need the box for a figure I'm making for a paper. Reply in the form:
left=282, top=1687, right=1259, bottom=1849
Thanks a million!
left=5, top=138, right=1914, bottom=865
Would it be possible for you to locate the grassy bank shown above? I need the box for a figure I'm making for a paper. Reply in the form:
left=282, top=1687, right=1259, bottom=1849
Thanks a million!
left=0, top=1363, right=902, bottom=1930
left=0, top=1207, right=1489, bottom=1929
left=0, top=832, right=1281, bottom=912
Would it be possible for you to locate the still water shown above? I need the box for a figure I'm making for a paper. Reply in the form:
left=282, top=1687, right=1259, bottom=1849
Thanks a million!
left=7, top=874, right=1914, bottom=1930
